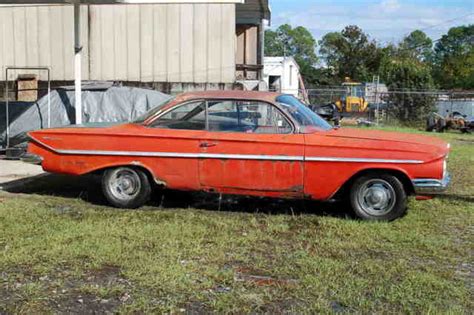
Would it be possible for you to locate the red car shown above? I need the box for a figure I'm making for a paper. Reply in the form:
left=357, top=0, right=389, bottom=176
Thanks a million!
left=25, top=91, right=451, bottom=221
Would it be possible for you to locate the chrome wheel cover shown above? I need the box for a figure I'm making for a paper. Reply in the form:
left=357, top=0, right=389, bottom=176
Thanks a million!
left=108, top=168, right=141, bottom=201
left=356, top=179, right=396, bottom=216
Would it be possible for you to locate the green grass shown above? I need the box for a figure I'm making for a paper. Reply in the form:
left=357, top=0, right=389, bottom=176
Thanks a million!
left=0, top=128, right=473, bottom=313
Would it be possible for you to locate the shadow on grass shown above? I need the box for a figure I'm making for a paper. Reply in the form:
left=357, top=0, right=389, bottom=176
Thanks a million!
left=0, top=173, right=353, bottom=219
left=438, top=194, right=474, bottom=203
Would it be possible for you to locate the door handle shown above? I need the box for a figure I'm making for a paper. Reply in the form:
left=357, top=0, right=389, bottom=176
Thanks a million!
left=200, top=142, right=217, bottom=148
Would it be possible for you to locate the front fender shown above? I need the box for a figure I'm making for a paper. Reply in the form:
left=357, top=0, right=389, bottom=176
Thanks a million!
left=303, top=161, right=429, bottom=200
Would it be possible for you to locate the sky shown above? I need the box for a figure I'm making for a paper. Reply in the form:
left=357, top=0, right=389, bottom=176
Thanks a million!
left=269, top=0, right=474, bottom=44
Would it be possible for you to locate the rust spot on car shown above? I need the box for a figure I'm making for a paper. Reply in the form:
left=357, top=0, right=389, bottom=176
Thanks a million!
left=289, top=185, right=304, bottom=192
left=220, top=185, right=303, bottom=194
left=129, top=161, right=166, bottom=186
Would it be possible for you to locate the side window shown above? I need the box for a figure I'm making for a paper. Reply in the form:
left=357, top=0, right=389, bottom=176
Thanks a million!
left=238, top=101, right=292, bottom=134
left=207, top=100, right=292, bottom=134
left=151, top=101, right=205, bottom=130
left=207, top=101, right=242, bottom=132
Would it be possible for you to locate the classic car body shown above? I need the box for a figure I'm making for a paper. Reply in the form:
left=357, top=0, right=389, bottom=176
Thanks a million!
left=25, top=91, right=451, bottom=220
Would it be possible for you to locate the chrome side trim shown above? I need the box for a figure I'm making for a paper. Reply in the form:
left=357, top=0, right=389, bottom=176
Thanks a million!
left=412, top=173, right=451, bottom=194
left=50, top=148, right=423, bottom=164
left=55, top=149, right=302, bottom=161
left=201, top=153, right=301, bottom=161
left=32, top=138, right=424, bottom=164
left=58, top=149, right=201, bottom=158
left=305, top=157, right=423, bottom=164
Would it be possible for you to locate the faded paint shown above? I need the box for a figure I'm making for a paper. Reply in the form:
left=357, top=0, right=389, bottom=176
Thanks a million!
left=27, top=91, right=449, bottom=202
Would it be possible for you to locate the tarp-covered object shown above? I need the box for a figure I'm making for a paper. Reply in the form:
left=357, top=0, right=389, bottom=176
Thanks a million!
left=0, top=86, right=171, bottom=148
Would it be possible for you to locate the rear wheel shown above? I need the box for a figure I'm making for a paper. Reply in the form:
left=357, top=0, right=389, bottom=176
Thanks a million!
left=102, top=167, right=151, bottom=209
left=349, top=173, right=407, bottom=221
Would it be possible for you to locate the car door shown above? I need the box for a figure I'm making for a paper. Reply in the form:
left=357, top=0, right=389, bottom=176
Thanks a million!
left=198, top=100, right=305, bottom=197
left=146, top=100, right=207, bottom=190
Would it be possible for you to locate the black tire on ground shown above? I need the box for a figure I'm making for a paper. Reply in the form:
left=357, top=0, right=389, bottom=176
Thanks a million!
left=349, top=173, right=407, bottom=221
left=102, top=167, right=152, bottom=209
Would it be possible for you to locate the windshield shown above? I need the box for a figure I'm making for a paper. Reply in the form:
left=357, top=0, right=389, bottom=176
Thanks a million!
left=133, top=97, right=175, bottom=123
left=276, top=95, right=332, bottom=131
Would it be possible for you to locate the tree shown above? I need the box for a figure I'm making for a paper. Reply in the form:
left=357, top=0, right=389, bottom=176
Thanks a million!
left=400, top=30, right=433, bottom=62
left=265, top=27, right=287, bottom=57
left=380, top=51, right=436, bottom=123
left=319, top=25, right=385, bottom=82
left=432, top=24, right=474, bottom=89
left=265, top=24, right=318, bottom=84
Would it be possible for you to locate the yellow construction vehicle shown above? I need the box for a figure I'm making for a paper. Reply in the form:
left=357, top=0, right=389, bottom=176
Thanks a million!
left=335, top=79, right=369, bottom=113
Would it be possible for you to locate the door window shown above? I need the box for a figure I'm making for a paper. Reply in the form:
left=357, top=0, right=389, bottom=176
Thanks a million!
left=151, top=101, right=206, bottom=130
left=207, top=100, right=292, bottom=134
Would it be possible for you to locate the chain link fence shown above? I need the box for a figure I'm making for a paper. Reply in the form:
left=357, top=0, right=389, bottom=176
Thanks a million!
left=304, top=88, right=474, bottom=125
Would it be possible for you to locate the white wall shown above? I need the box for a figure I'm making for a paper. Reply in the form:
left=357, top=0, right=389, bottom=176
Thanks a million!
left=0, top=6, right=89, bottom=81
left=0, top=4, right=236, bottom=83
left=263, top=57, right=300, bottom=97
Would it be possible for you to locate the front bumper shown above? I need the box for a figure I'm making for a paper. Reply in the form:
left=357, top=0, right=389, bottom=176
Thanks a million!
left=412, top=173, right=451, bottom=195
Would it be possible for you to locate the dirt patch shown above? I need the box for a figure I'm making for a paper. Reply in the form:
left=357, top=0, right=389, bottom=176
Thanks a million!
left=0, top=265, right=132, bottom=314
left=456, top=262, right=474, bottom=292
left=0, top=267, right=37, bottom=313
left=51, top=292, right=121, bottom=315
left=84, top=265, right=124, bottom=285
left=183, top=301, right=213, bottom=315
left=50, top=265, right=131, bottom=314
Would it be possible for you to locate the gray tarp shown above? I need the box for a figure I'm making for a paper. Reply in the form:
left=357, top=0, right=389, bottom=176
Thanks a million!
left=0, top=86, right=171, bottom=148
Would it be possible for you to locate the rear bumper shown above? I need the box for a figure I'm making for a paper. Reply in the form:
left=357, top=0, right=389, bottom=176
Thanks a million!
left=412, top=173, right=451, bottom=195
left=21, top=153, right=43, bottom=165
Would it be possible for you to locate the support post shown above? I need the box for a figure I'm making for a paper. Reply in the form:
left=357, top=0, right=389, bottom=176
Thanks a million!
left=375, top=75, right=380, bottom=125
left=74, top=3, right=82, bottom=125
left=5, top=68, right=9, bottom=149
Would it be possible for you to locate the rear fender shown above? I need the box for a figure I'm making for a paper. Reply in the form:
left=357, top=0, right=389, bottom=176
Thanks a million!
left=87, top=162, right=167, bottom=186
left=28, top=141, right=166, bottom=186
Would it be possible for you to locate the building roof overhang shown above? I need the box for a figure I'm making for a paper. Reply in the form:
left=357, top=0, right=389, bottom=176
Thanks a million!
left=236, top=0, right=270, bottom=25
left=1, top=0, right=244, bottom=5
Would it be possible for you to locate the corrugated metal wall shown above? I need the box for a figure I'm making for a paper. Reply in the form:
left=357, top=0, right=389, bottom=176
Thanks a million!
left=0, top=4, right=236, bottom=83
left=0, top=6, right=89, bottom=81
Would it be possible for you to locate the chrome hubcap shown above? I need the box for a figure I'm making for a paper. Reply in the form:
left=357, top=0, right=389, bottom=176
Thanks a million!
left=357, top=179, right=396, bottom=216
left=109, top=169, right=141, bottom=201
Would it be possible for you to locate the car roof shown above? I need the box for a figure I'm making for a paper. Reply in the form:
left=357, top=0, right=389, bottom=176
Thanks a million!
left=146, top=90, right=287, bottom=125
left=174, top=90, right=282, bottom=103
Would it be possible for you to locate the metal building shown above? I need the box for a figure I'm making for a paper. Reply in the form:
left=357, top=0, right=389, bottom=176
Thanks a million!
left=0, top=0, right=270, bottom=92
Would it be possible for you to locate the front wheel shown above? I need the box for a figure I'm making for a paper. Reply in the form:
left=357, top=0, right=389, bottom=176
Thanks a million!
left=349, top=174, right=407, bottom=221
left=102, top=167, right=152, bottom=209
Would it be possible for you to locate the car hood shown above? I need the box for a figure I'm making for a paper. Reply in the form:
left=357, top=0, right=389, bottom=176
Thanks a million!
left=307, top=127, right=450, bottom=162
left=326, top=128, right=447, bottom=146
